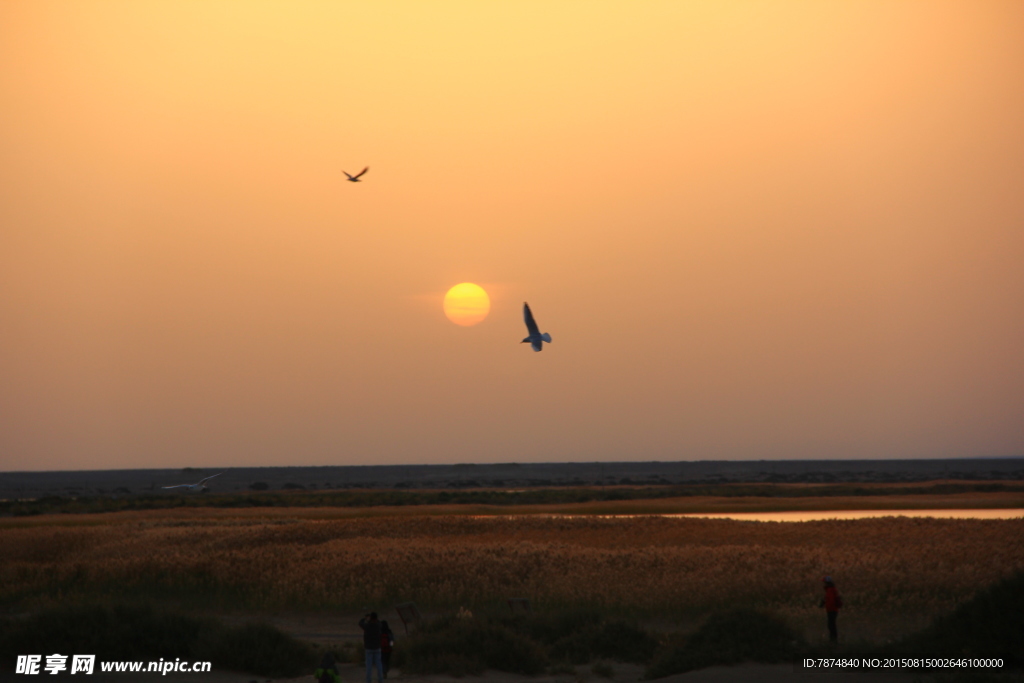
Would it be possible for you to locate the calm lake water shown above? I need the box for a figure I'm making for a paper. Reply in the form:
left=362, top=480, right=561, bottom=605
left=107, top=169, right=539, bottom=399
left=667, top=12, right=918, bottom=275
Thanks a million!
left=674, top=509, right=1024, bottom=522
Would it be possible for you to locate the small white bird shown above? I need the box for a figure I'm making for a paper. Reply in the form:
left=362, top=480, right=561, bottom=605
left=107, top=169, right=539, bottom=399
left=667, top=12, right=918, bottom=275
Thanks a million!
left=521, top=302, right=552, bottom=352
left=162, top=472, right=224, bottom=492
left=343, top=167, right=369, bottom=182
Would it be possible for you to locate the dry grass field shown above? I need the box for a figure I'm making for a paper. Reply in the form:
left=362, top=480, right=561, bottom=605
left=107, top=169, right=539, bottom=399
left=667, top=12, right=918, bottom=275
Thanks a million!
left=4, top=505, right=1023, bottom=643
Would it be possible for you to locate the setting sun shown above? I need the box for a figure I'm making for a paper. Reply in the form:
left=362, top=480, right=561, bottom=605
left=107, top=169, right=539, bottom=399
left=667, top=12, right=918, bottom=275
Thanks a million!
left=443, top=283, right=490, bottom=326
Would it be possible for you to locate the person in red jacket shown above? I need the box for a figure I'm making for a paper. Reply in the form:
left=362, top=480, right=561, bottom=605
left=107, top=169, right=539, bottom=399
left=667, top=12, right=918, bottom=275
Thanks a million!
left=820, top=576, right=842, bottom=642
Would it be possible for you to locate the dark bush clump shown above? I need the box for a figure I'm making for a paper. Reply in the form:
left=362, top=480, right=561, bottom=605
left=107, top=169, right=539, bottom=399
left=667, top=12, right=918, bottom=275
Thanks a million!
left=199, top=622, right=314, bottom=678
left=397, top=616, right=547, bottom=676
left=499, top=609, right=601, bottom=646
left=0, top=604, right=314, bottom=678
left=891, top=569, right=1024, bottom=666
left=397, top=609, right=659, bottom=676
left=645, top=609, right=803, bottom=678
left=1, top=604, right=204, bottom=661
left=549, top=619, right=657, bottom=664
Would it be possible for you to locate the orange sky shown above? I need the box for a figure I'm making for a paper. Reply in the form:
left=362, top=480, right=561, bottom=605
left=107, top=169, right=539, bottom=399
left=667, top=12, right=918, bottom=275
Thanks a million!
left=1, top=1, right=1022, bottom=471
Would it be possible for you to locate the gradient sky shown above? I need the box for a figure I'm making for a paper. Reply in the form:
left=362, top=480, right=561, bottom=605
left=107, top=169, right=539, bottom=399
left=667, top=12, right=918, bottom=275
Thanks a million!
left=2, top=1, right=1023, bottom=471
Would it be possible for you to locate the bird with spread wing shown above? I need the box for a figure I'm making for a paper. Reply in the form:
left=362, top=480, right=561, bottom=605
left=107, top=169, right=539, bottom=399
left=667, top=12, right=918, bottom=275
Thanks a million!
left=343, top=167, right=369, bottom=182
left=161, top=472, right=224, bottom=493
left=521, top=302, right=552, bottom=352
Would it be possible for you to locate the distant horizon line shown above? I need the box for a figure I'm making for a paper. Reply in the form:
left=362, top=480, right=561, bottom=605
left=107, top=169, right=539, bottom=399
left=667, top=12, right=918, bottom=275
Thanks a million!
left=3, top=455, right=1022, bottom=475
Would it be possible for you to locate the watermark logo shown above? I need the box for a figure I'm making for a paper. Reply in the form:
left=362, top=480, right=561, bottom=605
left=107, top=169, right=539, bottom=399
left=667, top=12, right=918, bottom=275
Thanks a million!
left=17, top=655, right=93, bottom=675
left=15, top=654, right=207, bottom=675
left=16, top=656, right=41, bottom=675
left=44, top=655, right=67, bottom=675
left=70, top=656, right=95, bottom=675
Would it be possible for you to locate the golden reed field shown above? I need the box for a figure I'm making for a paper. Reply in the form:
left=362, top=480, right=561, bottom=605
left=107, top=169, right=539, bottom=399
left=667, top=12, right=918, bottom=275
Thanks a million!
left=4, top=508, right=1023, bottom=640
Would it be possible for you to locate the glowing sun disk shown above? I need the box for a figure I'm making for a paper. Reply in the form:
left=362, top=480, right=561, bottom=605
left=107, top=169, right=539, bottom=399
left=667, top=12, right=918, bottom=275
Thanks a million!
left=444, top=283, right=490, bottom=326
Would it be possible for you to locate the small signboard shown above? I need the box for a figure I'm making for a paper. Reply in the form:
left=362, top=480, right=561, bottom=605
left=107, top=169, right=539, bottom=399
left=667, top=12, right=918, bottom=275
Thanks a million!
left=395, top=602, right=422, bottom=634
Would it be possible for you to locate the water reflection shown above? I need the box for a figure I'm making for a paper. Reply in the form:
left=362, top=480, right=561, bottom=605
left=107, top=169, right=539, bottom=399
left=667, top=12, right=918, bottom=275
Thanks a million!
left=674, top=509, right=1024, bottom=522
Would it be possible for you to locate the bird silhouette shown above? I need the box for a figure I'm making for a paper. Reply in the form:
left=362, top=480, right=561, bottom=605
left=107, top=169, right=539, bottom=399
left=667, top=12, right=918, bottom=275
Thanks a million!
left=343, top=167, right=369, bottom=182
left=161, top=472, right=224, bottom=493
left=521, top=302, right=552, bottom=352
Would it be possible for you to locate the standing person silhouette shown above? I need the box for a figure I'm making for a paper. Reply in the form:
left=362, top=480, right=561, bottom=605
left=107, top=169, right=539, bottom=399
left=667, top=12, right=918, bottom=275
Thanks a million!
left=820, top=576, right=842, bottom=642
left=380, top=620, right=395, bottom=679
left=359, top=612, right=384, bottom=683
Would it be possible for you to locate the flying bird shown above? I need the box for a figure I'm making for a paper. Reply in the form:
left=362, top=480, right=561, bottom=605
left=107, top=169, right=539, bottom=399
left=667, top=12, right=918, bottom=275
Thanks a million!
left=343, top=167, right=369, bottom=182
left=521, top=302, right=552, bottom=352
left=161, top=472, right=224, bottom=493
